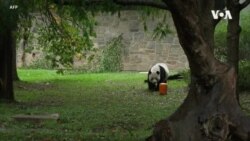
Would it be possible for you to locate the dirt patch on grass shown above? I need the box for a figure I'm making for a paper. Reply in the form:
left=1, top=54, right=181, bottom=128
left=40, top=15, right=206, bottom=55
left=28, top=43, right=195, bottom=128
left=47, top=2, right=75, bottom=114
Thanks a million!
left=16, top=97, right=65, bottom=108
left=92, top=121, right=143, bottom=135
left=15, top=81, right=55, bottom=91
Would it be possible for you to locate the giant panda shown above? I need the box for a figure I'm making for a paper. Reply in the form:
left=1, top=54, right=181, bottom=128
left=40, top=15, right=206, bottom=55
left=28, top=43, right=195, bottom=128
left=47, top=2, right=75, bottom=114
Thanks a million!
left=145, top=63, right=169, bottom=91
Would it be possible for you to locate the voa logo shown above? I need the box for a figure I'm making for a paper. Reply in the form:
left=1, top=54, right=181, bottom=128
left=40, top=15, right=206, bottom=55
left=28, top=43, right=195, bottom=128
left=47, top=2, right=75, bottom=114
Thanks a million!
left=9, top=5, right=18, bottom=10
left=211, top=10, right=232, bottom=20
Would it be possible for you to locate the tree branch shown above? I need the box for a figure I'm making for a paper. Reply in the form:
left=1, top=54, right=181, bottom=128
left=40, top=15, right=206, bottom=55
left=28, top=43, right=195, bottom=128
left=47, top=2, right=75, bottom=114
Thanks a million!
left=240, top=0, right=250, bottom=10
left=114, top=0, right=169, bottom=10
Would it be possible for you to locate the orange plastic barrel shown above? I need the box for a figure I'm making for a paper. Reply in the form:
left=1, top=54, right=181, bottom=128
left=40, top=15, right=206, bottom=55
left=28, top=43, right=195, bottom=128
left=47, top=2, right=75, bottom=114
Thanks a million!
left=159, top=83, right=167, bottom=95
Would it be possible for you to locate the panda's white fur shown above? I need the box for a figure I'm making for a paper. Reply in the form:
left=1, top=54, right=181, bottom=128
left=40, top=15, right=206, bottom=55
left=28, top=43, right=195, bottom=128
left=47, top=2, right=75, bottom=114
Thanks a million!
left=147, top=63, right=169, bottom=91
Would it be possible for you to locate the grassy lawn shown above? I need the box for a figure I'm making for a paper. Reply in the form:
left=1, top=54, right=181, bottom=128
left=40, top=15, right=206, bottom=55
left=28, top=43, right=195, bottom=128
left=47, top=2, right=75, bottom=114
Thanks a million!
left=0, top=69, right=249, bottom=141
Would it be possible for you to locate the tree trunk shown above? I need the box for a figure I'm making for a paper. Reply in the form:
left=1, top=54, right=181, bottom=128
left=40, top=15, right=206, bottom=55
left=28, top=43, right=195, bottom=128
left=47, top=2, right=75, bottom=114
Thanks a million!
left=0, top=28, right=15, bottom=101
left=147, top=0, right=250, bottom=140
left=197, top=0, right=216, bottom=51
left=12, top=32, right=20, bottom=81
left=226, top=0, right=241, bottom=103
left=21, top=28, right=29, bottom=68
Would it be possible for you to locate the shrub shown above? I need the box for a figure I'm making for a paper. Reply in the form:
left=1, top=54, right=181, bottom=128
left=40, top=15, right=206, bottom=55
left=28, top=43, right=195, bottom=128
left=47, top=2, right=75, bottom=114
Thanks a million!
left=214, top=10, right=250, bottom=92
left=99, top=35, right=124, bottom=72
left=214, top=11, right=250, bottom=61
left=179, top=69, right=191, bottom=85
left=239, top=60, right=250, bottom=91
left=239, top=11, right=250, bottom=60
left=23, top=57, right=53, bottom=70
left=214, top=20, right=227, bottom=61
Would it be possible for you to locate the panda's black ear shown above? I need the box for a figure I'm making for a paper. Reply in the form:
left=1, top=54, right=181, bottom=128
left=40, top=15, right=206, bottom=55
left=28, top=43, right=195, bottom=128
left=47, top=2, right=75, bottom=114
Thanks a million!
left=156, top=71, right=160, bottom=75
left=149, top=70, right=151, bottom=74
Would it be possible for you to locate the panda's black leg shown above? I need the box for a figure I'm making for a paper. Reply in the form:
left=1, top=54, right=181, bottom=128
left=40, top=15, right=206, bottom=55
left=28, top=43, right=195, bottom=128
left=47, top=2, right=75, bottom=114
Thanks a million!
left=156, top=83, right=160, bottom=91
left=148, top=82, right=155, bottom=91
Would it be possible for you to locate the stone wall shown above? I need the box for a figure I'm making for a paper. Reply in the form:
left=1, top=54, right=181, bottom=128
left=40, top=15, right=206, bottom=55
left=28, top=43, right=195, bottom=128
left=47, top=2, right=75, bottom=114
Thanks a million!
left=92, top=10, right=188, bottom=71
left=17, top=11, right=189, bottom=72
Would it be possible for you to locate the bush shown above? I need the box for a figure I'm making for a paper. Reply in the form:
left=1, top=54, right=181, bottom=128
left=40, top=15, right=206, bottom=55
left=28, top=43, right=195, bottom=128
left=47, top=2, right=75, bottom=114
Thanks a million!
left=23, top=57, right=53, bottom=70
left=239, top=11, right=250, bottom=60
left=239, top=60, right=250, bottom=91
left=214, top=20, right=227, bottom=61
left=179, top=69, right=191, bottom=85
left=214, top=11, right=250, bottom=61
left=99, top=35, right=124, bottom=72
left=214, top=11, right=250, bottom=92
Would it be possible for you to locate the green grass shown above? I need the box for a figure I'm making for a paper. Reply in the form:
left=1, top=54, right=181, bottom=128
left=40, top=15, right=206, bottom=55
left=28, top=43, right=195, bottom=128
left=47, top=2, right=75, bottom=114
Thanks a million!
left=0, top=69, right=249, bottom=141
left=0, top=69, right=188, bottom=141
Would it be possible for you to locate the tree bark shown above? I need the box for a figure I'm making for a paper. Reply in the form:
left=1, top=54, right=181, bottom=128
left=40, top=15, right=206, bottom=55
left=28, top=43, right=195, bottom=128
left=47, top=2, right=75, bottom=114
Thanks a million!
left=12, top=32, right=20, bottom=81
left=146, top=0, right=250, bottom=140
left=225, top=0, right=250, bottom=104
left=0, top=28, right=15, bottom=101
left=197, top=0, right=216, bottom=51
left=226, top=0, right=248, bottom=104
left=21, top=28, right=29, bottom=68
